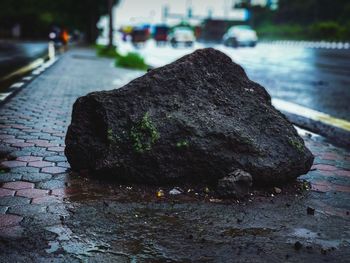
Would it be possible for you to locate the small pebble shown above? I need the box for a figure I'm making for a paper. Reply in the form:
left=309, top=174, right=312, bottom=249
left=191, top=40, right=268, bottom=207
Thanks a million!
left=307, top=206, right=315, bottom=215
left=294, top=241, right=302, bottom=250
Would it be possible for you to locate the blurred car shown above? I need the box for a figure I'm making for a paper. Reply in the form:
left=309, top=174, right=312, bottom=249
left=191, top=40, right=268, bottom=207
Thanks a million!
left=131, top=28, right=149, bottom=47
left=223, top=25, right=258, bottom=47
left=168, top=27, right=195, bottom=48
left=153, top=25, right=169, bottom=46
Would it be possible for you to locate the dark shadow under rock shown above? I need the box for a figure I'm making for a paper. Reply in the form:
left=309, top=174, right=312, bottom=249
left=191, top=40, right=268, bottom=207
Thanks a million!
left=65, top=48, right=314, bottom=185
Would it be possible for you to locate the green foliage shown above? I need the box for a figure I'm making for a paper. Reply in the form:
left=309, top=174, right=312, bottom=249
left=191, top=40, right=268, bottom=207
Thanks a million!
left=130, top=112, right=160, bottom=153
left=95, top=45, right=120, bottom=58
left=288, top=138, right=304, bottom=153
left=310, top=21, right=349, bottom=41
left=107, top=128, right=117, bottom=144
left=256, top=21, right=350, bottom=41
left=176, top=140, right=189, bottom=148
left=115, top=52, right=148, bottom=71
left=256, top=23, right=307, bottom=40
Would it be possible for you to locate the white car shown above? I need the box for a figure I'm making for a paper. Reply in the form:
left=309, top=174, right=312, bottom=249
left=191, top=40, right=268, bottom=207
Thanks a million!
left=168, top=27, right=195, bottom=48
left=223, top=25, right=258, bottom=47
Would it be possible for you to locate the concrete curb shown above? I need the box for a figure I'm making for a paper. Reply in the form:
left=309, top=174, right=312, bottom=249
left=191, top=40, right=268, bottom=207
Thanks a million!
left=283, top=111, right=350, bottom=149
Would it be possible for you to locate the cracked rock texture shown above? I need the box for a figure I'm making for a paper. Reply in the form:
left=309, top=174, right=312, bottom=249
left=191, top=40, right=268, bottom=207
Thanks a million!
left=65, top=48, right=314, bottom=185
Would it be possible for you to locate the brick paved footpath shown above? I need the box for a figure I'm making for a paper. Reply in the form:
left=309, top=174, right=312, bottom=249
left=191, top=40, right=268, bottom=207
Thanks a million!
left=0, top=48, right=349, bottom=261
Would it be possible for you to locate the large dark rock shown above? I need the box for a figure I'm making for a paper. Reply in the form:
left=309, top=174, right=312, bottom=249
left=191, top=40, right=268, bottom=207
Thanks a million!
left=65, top=48, right=313, bottom=185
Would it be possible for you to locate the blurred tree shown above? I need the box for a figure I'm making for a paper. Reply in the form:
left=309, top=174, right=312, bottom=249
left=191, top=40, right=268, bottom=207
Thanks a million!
left=0, top=0, right=120, bottom=42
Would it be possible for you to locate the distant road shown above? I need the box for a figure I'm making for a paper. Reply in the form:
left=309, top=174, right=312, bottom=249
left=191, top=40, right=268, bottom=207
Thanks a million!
left=0, top=41, right=48, bottom=81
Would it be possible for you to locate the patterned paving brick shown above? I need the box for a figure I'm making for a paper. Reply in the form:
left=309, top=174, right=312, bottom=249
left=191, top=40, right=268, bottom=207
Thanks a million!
left=22, top=172, right=52, bottom=183
left=47, top=146, right=65, bottom=152
left=0, top=196, right=30, bottom=206
left=0, top=188, right=15, bottom=197
left=16, top=156, right=42, bottom=162
left=0, top=206, right=8, bottom=214
left=312, top=164, right=338, bottom=171
left=44, top=155, right=66, bottom=162
left=28, top=160, right=54, bottom=168
left=1, top=161, right=27, bottom=168
left=2, top=181, right=34, bottom=190
left=3, top=138, right=24, bottom=144
left=57, top=162, right=70, bottom=168
left=27, top=139, right=59, bottom=148
left=0, top=214, right=23, bottom=228
left=0, top=173, right=22, bottom=183
left=8, top=205, right=47, bottom=216
left=334, top=170, right=350, bottom=177
left=311, top=181, right=331, bottom=192
left=41, top=167, right=67, bottom=174
left=0, top=225, right=24, bottom=238
left=37, top=179, right=66, bottom=190
left=0, top=135, right=15, bottom=139
left=31, top=195, right=62, bottom=205
left=11, top=142, right=35, bottom=148
left=16, top=188, right=49, bottom=199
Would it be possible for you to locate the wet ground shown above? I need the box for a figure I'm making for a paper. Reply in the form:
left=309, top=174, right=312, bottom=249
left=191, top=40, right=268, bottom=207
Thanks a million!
left=0, top=49, right=349, bottom=262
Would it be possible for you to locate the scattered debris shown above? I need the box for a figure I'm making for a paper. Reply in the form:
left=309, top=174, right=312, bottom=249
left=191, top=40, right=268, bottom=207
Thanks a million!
left=169, top=188, right=182, bottom=195
left=274, top=187, right=282, bottom=194
left=307, top=206, right=315, bottom=215
left=294, top=241, right=303, bottom=250
left=156, top=189, right=164, bottom=198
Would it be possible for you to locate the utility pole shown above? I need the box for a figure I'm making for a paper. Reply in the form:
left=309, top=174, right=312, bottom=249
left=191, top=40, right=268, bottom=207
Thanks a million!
left=108, top=0, right=114, bottom=48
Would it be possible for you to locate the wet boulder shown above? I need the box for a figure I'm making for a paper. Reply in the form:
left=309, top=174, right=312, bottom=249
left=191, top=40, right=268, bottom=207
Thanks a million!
left=65, top=48, right=314, bottom=185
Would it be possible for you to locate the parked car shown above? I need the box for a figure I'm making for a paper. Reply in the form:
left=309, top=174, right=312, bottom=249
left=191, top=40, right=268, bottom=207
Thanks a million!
left=223, top=25, right=258, bottom=47
left=168, top=27, right=195, bottom=48
left=131, top=27, right=149, bottom=47
left=153, top=25, right=169, bottom=46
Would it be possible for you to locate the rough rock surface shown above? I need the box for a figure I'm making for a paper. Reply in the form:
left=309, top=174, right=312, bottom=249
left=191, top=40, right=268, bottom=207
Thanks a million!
left=65, top=48, right=314, bottom=185
left=217, top=169, right=253, bottom=198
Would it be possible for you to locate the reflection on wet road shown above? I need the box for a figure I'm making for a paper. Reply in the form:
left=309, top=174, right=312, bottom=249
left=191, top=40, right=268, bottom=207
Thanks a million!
left=0, top=41, right=48, bottom=82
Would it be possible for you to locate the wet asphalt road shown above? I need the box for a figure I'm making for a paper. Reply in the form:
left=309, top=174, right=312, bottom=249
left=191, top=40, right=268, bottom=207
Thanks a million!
left=236, top=45, right=350, bottom=122
left=123, top=40, right=350, bottom=122
left=0, top=41, right=48, bottom=82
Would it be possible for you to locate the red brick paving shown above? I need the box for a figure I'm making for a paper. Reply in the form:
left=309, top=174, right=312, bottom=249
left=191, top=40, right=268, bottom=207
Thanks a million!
left=312, top=164, right=338, bottom=171
left=16, top=188, right=49, bottom=199
left=41, top=166, right=66, bottom=174
left=0, top=214, right=23, bottom=228
left=16, top=156, right=42, bottom=162
left=11, top=142, right=35, bottom=148
left=28, top=160, right=54, bottom=168
left=3, top=138, right=24, bottom=144
left=2, top=181, right=34, bottom=190
left=0, top=188, right=15, bottom=197
left=1, top=161, right=27, bottom=168
left=334, top=170, right=350, bottom=177
left=31, top=195, right=62, bottom=204
left=311, top=181, right=331, bottom=193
